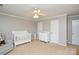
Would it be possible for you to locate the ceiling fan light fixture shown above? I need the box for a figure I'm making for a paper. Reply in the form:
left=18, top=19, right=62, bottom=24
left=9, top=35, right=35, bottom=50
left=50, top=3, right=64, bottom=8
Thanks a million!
left=35, top=8, right=37, bottom=10
left=33, top=10, right=38, bottom=13
left=33, top=14, right=39, bottom=18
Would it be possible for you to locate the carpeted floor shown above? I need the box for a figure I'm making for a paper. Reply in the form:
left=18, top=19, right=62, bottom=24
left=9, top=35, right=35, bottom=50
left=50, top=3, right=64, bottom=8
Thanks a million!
left=7, top=39, right=78, bottom=55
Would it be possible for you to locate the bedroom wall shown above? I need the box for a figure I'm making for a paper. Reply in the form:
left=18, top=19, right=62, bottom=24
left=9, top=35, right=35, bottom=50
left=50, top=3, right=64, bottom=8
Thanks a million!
left=58, top=15, right=67, bottom=46
left=68, top=16, right=72, bottom=44
left=37, top=20, right=50, bottom=32
left=0, top=15, right=37, bottom=43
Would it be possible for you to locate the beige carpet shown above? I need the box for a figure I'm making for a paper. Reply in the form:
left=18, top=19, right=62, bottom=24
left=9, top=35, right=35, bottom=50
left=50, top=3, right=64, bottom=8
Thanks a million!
left=7, top=39, right=78, bottom=55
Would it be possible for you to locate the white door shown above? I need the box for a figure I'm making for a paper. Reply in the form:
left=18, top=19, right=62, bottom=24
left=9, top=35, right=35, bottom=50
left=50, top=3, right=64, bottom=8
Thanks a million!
left=50, top=20, right=59, bottom=43
left=72, top=20, right=79, bottom=45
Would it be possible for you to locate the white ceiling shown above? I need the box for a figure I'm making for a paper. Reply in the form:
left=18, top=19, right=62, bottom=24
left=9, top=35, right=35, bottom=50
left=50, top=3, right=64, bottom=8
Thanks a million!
left=0, top=4, right=79, bottom=21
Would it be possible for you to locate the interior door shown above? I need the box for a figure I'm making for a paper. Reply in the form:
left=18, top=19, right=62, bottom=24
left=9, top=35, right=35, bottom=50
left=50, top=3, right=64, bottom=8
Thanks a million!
left=50, top=19, right=59, bottom=43
left=72, top=20, right=79, bottom=45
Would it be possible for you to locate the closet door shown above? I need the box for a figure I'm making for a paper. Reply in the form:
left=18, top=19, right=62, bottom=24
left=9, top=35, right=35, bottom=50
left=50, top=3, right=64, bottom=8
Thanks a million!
left=72, top=20, right=79, bottom=45
left=50, top=19, right=59, bottom=43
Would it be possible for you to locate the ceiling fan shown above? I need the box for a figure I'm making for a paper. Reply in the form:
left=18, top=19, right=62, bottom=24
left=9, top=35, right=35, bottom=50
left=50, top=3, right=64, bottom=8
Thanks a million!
left=33, top=8, right=47, bottom=18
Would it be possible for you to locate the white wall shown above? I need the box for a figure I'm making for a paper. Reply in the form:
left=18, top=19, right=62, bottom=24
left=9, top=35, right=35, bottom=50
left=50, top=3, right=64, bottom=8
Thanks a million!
left=43, top=20, right=50, bottom=32
left=0, top=15, right=37, bottom=42
left=68, top=16, right=72, bottom=44
left=37, top=22, right=43, bottom=32
left=50, top=19, right=59, bottom=43
left=37, top=20, right=50, bottom=32
left=58, top=15, right=67, bottom=46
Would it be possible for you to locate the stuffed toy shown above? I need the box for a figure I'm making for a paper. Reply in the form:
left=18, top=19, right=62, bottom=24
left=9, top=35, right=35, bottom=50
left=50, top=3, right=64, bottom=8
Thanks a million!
left=0, top=33, right=5, bottom=46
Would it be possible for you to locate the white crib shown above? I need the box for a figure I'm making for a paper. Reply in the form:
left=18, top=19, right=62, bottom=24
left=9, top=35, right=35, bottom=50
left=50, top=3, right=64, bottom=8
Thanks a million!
left=12, top=31, right=31, bottom=47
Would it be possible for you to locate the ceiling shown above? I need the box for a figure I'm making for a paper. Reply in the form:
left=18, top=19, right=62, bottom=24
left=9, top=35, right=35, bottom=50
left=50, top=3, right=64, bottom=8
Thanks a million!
left=0, top=4, right=79, bottom=21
